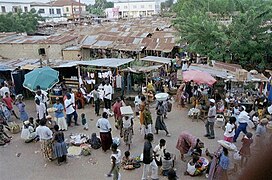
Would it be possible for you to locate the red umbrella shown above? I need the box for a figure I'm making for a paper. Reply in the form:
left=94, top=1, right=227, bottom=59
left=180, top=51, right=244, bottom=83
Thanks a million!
left=182, top=70, right=216, bottom=86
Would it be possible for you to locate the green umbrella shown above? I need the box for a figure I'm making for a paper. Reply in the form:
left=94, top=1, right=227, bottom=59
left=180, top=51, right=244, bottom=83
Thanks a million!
left=23, top=66, right=59, bottom=92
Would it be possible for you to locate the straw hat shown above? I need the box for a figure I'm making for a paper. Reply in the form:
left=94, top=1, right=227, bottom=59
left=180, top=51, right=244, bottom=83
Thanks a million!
left=260, top=118, right=269, bottom=124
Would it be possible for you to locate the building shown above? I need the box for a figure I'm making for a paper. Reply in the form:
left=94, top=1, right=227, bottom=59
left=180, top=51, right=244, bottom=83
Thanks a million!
left=114, top=0, right=161, bottom=18
left=0, top=1, right=31, bottom=13
left=50, top=0, right=86, bottom=18
left=105, top=8, right=119, bottom=19
left=30, top=2, right=66, bottom=22
left=0, top=32, right=78, bottom=60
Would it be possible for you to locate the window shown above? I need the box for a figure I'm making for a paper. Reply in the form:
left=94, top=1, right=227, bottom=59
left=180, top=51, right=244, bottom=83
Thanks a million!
left=24, top=6, right=28, bottom=12
left=56, top=9, right=61, bottom=14
left=38, top=9, right=45, bottom=13
left=133, top=5, right=137, bottom=9
left=49, top=8, right=54, bottom=14
left=141, top=5, right=144, bottom=8
left=1, top=6, right=6, bottom=13
left=38, top=48, right=46, bottom=55
left=124, top=6, right=128, bottom=9
left=149, top=5, right=153, bottom=8
left=66, top=7, right=69, bottom=12
left=12, top=6, right=18, bottom=13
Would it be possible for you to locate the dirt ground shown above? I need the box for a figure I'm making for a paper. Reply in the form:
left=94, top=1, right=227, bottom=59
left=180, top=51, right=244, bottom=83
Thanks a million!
left=0, top=99, right=244, bottom=180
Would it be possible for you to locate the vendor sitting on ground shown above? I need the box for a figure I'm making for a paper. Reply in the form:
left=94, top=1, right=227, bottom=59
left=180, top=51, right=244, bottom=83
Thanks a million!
left=21, top=120, right=38, bottom=143
left=121, top=151, right=135, bottom=170
left=184, top=153, right=207, bottom=176
left=161, top=152, right=175, bottom=176
left=0, top=124, right=11, bottom=146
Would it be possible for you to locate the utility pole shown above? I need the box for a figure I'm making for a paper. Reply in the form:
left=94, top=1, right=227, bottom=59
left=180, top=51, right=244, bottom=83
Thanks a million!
left=79, top=0, right=82, bottom=24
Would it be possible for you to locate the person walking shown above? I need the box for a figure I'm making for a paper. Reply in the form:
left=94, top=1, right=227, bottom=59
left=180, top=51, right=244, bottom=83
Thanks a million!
left=204, top=99, right=216, bottom=139
left=142, top=133, right=158, bottom=180
left=96, top=112, right=113, bottom=152
left=233, top=106, right=249, bottom=142
left=53, top=98, right=67, bottom=131
left=2, top=92, right=19, bottom=119
left=64, top=93, right=78, bottom=127
left=104, top=81, right=113, bottom=110
left=14, top=95, right=28, bottom=122
left=92, top=86, right=101, bottom=116
left=52, top=125, right=67, bottom=165
left=155, top=101, right=171, bottom=136
left=107, top=143, right=122, bottom=180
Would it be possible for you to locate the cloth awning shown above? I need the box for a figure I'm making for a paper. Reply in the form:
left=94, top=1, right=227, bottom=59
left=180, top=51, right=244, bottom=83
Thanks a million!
left=140, top=56, right=172, bottom=64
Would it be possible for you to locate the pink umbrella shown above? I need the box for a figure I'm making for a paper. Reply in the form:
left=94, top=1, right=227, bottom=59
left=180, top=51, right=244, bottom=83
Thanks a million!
left=182, top=70, right=217, bottom=86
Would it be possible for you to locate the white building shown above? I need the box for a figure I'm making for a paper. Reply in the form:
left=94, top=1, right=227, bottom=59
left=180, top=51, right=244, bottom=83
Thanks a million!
left=30, top=2, right=66, bottom=22
left=105, top=8, right=119, bottom=19
left=114, top=0, right=161, bottom=18
left=0, top=1, right=31, bottom=13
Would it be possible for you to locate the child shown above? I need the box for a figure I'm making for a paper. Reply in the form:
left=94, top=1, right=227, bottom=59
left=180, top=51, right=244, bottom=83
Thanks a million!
left=89, top=133, right=101, bottom=149
left=162, top=152, right=174, bottom=176
left=0, top=124, right=11, bottom=146
left=153, top=139, right=166, bottom=167
left=239, top=132, right=253, bottom=168
left=14, top=94, right=28, bottom=121
left=122, top=115, right=133, bottom=150
left=81, top=113, right=88, bottom=130
left=121, top=151, right=135, bottom=170
left=223, top=116, right=236, bottom=142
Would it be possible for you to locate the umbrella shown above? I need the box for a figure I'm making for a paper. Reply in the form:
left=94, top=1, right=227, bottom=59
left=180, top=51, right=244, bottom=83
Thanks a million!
left=182, top=70, right=217, bottom=86
left=23, top=66, right=59, bottom=92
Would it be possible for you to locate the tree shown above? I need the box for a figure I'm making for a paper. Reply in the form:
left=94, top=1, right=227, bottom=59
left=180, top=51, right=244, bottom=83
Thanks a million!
left=0, top=9, right=43, bottom=33
left=87, top=0, right=114, bottom=16
left=173, top=0, right=272, bottom=70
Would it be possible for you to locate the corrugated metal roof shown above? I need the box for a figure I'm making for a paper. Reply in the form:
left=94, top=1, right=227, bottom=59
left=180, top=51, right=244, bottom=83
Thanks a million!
left=141, top=56, right=172, bottom=64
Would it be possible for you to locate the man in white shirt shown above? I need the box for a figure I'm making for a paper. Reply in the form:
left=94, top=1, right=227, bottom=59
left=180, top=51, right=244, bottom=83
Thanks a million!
left=107, top=143, right=122, bottom=179
left=36, top=119, right=53, bottom=160
left=134, top=92, right=142, bottom=116
left=0, top=82, right=10, bottom=98
left=204, top=99, right=216, bottom=139
left=96, top=112, right=112, bottom=152
left=64, top=93, right=78, bottom=127
left=233, top=106, right=249, bottom=142
left=104, top=81, right=113, bottom=110
left=68, top=88, right=75, bottom=107
left=35, top=85, right=49, bottom=115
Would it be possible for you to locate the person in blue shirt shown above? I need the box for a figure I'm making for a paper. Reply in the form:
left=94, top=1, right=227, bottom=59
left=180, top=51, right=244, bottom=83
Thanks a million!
left=53, top=98, right=67, bottom=131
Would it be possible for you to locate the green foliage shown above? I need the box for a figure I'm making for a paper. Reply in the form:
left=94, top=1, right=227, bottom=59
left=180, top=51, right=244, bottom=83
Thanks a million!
left=0, top=9, right=43, bottom=33
left=87, top=0, right=114, bottom=16
left=173, top=0, right=272, bottom=71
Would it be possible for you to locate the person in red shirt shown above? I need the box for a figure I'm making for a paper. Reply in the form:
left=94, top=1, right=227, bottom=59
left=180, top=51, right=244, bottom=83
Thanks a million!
left=2, top=92, right=19, bottom=119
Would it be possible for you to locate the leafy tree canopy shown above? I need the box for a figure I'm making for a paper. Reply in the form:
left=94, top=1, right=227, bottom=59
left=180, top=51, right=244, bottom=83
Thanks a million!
left=173, top=0, right=272, bottom=70
left=0, top=9, right=43, bottom=33
left=87, top=0, right=114, bottom=16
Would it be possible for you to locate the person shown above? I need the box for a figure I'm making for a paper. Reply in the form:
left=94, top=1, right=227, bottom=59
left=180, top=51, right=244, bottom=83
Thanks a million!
left=52, top=125, right=67, bottom=165
left=143, top=106, right=153, bottom=138
left=79, top=84, right=91, bottom=103
left=20, top=120, right=38, bottom=143
left=121, top=151, right=135, bottom=170
left=92, top=86, right=101, bottom=116
left=0, top=82, right=10, bottom=98
left=239, top=132, right=253, bottom=168
left=2, top=92, right=19, bottom=119
left=176, top=131, right=204, bottom=161
left=89, top=133, right=101, bottom=149
left=224, top=117, right=236, bottom=142
left=185, top=155, right=206, bottom=176
left=233, top=106, right=250, bottom=142
left=53, top=98, right=67, bottom=131
left=134, top=92, right=142, bottom=116
left=167, top=168, right=178, bottom=180
left=153, top=139, right=166, bottom=167
left=155, top=101, right=171, bottom=136
left=14, top=94, right=28, bottom=121
left=0, top=124, right=11, bottom=146
left=139, top=96, right=146, bottom=128
left=122, top=115, right=133, bottom=150
left=67, top=88, right=75, bottom=109
left=104, top=81, right=113, bottom=110
left=232, top=103, right=240, bottom=121
left=255, top=118, right=268, bottom=149
left=113, top=98, right=122, bottom=130
left=96, top=112, right=112, bottom=152
left=107, top=143, right=122, bottom=180
left=35, top=98, right=46, bottom=120
left=213, top=89, right=222, bottom=102
left=75, top=89, right=85, bottom=109
left=64, top=93, right=78, bottom=127
left=204, top=99, right=216, bottom=139
left=81, top=113, right=88, bottom=130
left=36, top=118, right=54, bottom=161
left=162, top=152, right=174, bottom=176
left=142, top=133, right=158, bottom=180
left=35, top=86, right=49, bottom=115
left=213, top=147, right=230, bottom=180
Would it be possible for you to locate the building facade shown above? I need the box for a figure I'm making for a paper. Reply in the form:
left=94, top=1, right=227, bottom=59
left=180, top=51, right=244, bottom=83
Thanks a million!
left=0, top=1, right=31, bottom=13
left=114, top=0, right=161, bottom=18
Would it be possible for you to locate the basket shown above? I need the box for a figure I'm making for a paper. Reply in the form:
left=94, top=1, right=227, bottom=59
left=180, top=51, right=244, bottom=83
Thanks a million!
left=9, top=122, right=21, bottom=134
left=215, top=114, right=225, bottom=128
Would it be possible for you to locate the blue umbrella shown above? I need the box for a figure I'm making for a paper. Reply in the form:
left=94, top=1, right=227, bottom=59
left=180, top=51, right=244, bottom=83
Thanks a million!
left=23, top=66, right=59, bottom=92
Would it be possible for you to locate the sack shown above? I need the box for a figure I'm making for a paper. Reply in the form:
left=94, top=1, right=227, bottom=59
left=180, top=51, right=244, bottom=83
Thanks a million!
left=10, top=122, right=20, bottom=134
left=247, top=120, right=255, bottom=129
left=82, top=146, right=92, bottom=156
left=233, top=151, right=241, bottom=160
left=167, top=102, right=172, bottom=112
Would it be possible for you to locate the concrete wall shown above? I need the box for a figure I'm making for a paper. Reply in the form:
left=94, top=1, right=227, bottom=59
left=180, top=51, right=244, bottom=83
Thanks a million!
left=81, top=48, right=90, bottom=60
left=0, top=2, right=31, bottom=13
left=0, top=40, right=77, bottom=60
left=63, top=50, right=80, bottom=60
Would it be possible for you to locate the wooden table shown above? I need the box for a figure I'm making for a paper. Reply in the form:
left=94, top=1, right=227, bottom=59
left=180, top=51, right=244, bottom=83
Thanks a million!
left=49, top=94, right=64, bottom=104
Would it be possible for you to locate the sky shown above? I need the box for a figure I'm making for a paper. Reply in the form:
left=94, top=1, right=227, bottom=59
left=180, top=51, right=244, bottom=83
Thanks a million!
left=0, top=0, right=96, bottom=5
